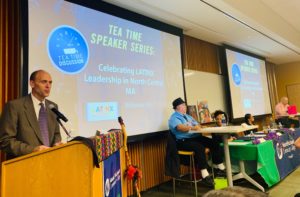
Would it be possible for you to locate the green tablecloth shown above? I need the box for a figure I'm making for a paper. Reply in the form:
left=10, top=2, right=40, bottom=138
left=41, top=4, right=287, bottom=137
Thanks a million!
left=229, top=140, right=280, bottom=187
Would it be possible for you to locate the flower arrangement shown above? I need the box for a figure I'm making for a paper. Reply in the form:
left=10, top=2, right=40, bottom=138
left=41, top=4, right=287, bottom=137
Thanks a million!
left=118, top=117, right=142, bottom=197
left=252, top=131, right=280, bottom=144
left=126, top=164, right=142, bottom=181
left=278, top=128, right=295, bottom=135
left=264, top=131, right=280, bottom=141
left=252, top=138, right=263, bottom=145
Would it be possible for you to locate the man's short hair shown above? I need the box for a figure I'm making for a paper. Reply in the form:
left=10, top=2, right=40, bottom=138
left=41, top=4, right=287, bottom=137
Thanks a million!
left=29, top=70, right=44, bottom=81
left=280, top=97, right=288, bottom=102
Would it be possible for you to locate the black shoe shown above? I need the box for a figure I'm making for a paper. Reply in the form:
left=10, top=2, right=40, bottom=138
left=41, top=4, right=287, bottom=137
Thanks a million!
left=207, top=166, right=213, bottom=173
left=201, top=176, right=215, bottom=188
left=213, top=168, right=226, bottom=177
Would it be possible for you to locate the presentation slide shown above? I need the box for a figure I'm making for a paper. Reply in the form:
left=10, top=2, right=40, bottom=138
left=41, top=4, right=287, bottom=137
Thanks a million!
left=28, top=0, right=184, bottom=138
left=225, top=48, right=272, bottom=119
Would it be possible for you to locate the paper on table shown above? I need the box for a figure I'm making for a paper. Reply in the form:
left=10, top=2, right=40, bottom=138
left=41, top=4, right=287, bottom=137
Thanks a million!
left=229, top=141, right=252, bottom=145
left=250, top=134, right=266, bottom=137
left=245, top=131, right=266, bottom=137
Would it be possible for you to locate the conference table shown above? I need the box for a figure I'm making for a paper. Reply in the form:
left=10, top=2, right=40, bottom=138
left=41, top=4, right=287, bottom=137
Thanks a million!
left=192, top=126, right=300, bottom=190
left=278, top=113, right=300, bottom=118
left=193, top=125, right=258, bottom=187
left=229, top=128, right=300, bottom=191
left=229, top=140, right=278, bottom=191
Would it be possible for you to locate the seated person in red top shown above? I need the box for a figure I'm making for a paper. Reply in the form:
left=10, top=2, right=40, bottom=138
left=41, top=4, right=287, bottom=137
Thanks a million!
left=169, top=98, right=226, bottom=187
left=275, top=97, right=289, bottom=118
left=275, top=97, right=299, bottom=128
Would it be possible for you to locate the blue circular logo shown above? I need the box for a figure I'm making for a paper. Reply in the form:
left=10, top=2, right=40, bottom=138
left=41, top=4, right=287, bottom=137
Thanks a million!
left=47, top=26, right=89, bottom=74
left=231, top=64, right=241, bottom=85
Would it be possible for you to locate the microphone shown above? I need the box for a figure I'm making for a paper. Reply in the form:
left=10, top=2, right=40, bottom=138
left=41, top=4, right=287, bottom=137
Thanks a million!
left=49, top=104, right=68, bottom=122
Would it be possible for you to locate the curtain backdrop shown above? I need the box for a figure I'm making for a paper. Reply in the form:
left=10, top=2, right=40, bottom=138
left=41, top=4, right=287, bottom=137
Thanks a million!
left=0, top=0, right=21, bottom=165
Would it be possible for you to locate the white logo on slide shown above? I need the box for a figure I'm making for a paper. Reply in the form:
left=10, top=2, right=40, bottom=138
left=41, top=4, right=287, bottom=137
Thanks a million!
left=231, top=63, right=241, bottom=85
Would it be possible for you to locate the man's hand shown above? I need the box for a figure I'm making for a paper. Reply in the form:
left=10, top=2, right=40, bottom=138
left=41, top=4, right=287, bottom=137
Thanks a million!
left=33, top=145, right=49, bottom=152
left=177, top=124, right=202, bottom=132
left=228, top=136, right=236, bottom=142
left=192, top=125, right=202, bottom=131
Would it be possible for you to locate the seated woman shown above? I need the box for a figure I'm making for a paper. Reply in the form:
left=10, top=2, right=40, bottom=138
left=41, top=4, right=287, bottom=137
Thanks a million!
left=212, top=110, right=236, bottom=143
left=245, top=113, right=254, bottom=125
left=243, top=113, right=258, bottom=135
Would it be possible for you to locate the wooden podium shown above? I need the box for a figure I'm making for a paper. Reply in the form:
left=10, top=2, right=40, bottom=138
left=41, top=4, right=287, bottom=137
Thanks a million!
left=1, top=141, right=127, bottom=197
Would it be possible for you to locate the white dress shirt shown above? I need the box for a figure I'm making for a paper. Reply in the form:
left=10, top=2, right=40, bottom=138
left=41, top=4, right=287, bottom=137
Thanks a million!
left=31, top=94, right=46, bottom=120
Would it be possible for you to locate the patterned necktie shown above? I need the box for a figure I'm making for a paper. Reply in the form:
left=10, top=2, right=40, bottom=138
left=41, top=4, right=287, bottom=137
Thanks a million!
left=38, top=103, right=49, bottom=146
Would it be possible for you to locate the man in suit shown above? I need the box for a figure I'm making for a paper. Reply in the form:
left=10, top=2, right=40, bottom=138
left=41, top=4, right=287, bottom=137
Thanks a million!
left=0, top=70, right=62, bottom=158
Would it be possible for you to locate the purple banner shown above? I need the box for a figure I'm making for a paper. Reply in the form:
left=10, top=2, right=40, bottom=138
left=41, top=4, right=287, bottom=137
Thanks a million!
left=273, top=129, right=300, bottom=179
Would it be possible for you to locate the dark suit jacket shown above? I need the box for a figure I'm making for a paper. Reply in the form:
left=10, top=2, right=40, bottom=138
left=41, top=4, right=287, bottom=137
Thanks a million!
left=165, top=132, right=180, bottom=178
left=0, top=94, right=61, bottom=157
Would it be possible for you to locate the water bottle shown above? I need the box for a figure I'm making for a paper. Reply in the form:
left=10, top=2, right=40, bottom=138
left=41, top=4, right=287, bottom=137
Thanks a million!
left=221, top=115, right=227, bottom=127
left=270, top=118, right=277, bottom=129
left=249, top=130, right=255, bottom=139
left=278, top=122, right=283, bottom=129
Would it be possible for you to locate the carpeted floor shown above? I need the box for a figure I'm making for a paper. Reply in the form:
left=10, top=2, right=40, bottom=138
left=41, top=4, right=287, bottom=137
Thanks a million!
left=139, top=166, right=300, bottom=197
left=268, top=166, right=300, bottom=197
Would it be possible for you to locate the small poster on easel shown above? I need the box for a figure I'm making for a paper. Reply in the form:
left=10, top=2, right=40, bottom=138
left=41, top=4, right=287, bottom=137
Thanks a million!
left=187, top=105, right=199, bottom=122
left=198, top=100, right=212, bottom=123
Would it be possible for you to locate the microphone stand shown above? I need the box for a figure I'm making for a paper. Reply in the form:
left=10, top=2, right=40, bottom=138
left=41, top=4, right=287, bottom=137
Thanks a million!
left=57, top=118, right=71, bottom=138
